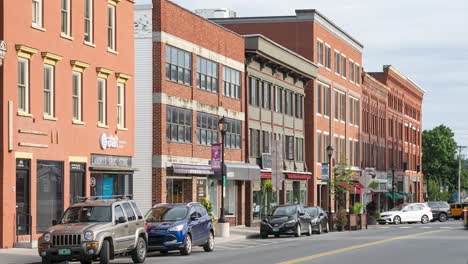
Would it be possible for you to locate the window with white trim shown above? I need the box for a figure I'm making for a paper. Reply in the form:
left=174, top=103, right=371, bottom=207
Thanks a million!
left=317, top=83, right=322, bottom=115
left=317, top=40, right=323, bottom=65
left=166, top=106, right=192, bottom=143
left=324, top=85, right=330, bottom=117
left=340, top=93, right=346, bottom=122
left=323, top=134, right=330, bottom=163
left=107, top=4, right=116, bottom=50
left=349, top=60, right=355, bottom=83
left=18, top=58, right=30, bottom=113
left=295, top=94, right=303, bottom=119
left=224, top=118, right=241, bottom=149
left=166, top=45, right=192, bottom=85
left=354, top=100, right=360, bottom=126
left=316, top=132, right=322, bottom=163
left=61, top=0, right=71, bottom=35
left=296, top=138, right=304, bottom=162
left=262, top=81, right=271, bottom=110
left=286, top=136, right=294, bottom=160
left=275, top=86, right=283, bottom=113
left=197, top=56, right=218, bottom=93
left=43, top=64, right=54, bottom=116
left=98, top=78, right=107, bottom=125
left=334, top=51, right=340, bottom=74
left=223, top=66, right=241, bottom=99
left=325, top=45, right=331, bottom=69
left=117, top=83, right=125, bottom=128
left=84, top=0, right=93, bottom=43
left=250, top=129, right=260, bottom=157
left=334, top=90, right=339, bottom=120
left=249, top=77, right=260, bottom=107
left=262, top=131, right=270, bottom=154
left=32, top=0, right=43, bottom=27
left=341, top=55, right=347, bottom=78
left=340, top=138, right=345, bottom=162
left=196, top=112, right=218, bottom=146
left=355, top=64, right=361, bottom=85
left=72, top=72, right=82, bottom=121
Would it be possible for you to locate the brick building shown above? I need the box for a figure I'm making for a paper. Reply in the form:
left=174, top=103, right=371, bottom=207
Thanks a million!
left=243, top=35, right=317, bottom=225
left=134, top=0, right=259, bottom=226
left=367, top=66, right=425, bottom=206
left=213, top=10, right=364, bottom=212
left=0, top=0, right=135, bottom=248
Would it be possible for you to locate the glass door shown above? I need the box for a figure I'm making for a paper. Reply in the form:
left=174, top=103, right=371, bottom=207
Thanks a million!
left=70, top=163, right=86, bottom=205
left=37, top=161, right=64, bottom=233
left=16, top=159, right=30, bottom=236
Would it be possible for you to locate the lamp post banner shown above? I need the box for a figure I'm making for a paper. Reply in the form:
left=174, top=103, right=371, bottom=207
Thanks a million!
left=211, top=143, right=222, bottom=172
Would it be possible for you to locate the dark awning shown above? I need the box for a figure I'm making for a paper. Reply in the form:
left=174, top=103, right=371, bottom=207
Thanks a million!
left=385, top=192, right=404, bottom=199
left=172, top=163, right=214, bottom=175
left=224, top=162, right=261, bottom=181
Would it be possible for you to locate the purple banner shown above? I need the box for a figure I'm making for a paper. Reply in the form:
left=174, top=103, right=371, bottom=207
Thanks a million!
left=211, top=143, right=222, bottom=172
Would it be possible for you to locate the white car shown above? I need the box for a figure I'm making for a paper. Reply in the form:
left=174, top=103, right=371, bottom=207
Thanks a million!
left=378, top=203, right=433, bottom=225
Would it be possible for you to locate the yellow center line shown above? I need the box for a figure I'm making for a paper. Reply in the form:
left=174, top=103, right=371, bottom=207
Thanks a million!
left=277, top=229, right=446, bottom=264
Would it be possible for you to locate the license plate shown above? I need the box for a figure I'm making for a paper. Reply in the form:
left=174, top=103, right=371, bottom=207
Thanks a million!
left=272, top=228, right=279, bottom=232
left=58, top=248, right=71, bottom=255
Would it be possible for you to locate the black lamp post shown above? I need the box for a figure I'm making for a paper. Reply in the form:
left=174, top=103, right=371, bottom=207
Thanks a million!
left=326, top=146, right=334, bottom=214
left=218, top=116, right=228, bottom=223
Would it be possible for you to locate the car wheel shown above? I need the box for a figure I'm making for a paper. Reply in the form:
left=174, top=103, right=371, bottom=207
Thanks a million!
left=261, top=233, right=268, bottom=239
left=306, top=224, right=312, bottom=236
left=317, top=223, right=322, bottom=234
left=99, top=240, right=110, bottom=264
left=180, top=234, right=192, bottom=255
left=131, top=236, right=147, bottom=263
left=393, top=216, right=401, bottom=225
left=294, top=224, right=301, bottom=237
left=439, top=213, right=447, bottom=222
left=421, top=215, right=429, bottom=224
left=203, top=231, right=214, bottom=252
left=325, top=222, right=329, bottom=233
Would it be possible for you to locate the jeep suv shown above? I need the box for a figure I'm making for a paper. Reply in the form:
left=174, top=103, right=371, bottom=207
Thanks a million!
left=38, top=196, right=147, bottom=264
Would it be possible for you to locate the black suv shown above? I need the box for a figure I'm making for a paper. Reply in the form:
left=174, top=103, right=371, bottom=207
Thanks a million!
left=428, top=201, right=451, bottom=222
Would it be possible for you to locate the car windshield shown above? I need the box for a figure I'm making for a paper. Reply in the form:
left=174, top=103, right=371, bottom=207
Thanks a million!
left=390, top=205, right=406, bottom=212
left=271, top=206, right=297, bottom=216
left=60, top=206, right=112, bottom=224
left=146, top=206, right=188, bottom=222
left=306, top=208, right=318, bottom=217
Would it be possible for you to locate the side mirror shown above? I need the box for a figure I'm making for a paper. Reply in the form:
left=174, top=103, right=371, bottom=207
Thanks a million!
left=299, top=212, right=305, bottom=216
left=402, top=209, right=407, bottom=212
left=138, top=215, right=143, bottom=220
left=117, top=216, right=127, bottom=224
left=319, top=213, right=324, bottom=217
left=52, top=220, right=57, bottom=226
left=191, top=214, right=200, bottom=221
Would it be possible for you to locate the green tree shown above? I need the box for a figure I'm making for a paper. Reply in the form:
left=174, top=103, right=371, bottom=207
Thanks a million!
left=422, top=125, right=458, bottom=199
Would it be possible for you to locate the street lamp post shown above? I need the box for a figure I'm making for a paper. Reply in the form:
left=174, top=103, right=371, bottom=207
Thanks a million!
left=218, top=116, right=228, bottom=223
left=326, top=146, right=334, bottom=214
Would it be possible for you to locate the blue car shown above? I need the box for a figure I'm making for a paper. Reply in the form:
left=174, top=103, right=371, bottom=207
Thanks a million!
left=145, top=202, right=214, bottom=255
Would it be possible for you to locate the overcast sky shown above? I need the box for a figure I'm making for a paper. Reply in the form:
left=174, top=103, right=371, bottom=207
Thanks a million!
left=136, top=0, right=468, bottom=148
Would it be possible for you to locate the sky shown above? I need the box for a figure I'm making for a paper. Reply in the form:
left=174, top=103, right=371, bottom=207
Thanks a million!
left=136, top=0, right=468, bottom=148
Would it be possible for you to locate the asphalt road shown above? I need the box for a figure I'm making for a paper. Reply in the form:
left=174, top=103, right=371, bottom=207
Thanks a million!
left=2, top=220, right=467, bottom=264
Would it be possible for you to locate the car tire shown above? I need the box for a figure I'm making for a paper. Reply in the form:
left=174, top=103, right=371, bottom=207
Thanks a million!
left=180, top=234, right=192, bottom=256
left=203, top=231, right=214, bottom=252
left=393, top=216, right=401, bottom=225
left=325, top=222, right=329, bottom=233
left=261, top=233, right=268, bottom=239
left=316, top=223, right=322, bottom=234
left=306, top=224, right=312, bottom=236
left=438, top=213, right=447, bottom=222
left=294, top=224, right=301, bottom=237
left=131, top=236, right=147, bottom=263
left=99, top=240, right=110, bottom=264
left=421, top=215, right=429, bottom=224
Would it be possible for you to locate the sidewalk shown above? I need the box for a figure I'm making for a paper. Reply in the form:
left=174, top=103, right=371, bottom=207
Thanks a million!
left=215, top=225, right=260, bottom=244
left=0, top=247, right=37, bottom=256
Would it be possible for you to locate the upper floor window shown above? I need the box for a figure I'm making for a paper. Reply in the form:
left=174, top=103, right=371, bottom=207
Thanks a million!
left=295, top=94, right=303, bottom=119
left=32, top=0, right=43, bottom=28
left=84, top=0, right=93, bottom=43
left=197, top=57, right=218, bottom=93
left=262, top=131, right=270, bottom=154
left=97, top=78, right=107, bottom=125
left=224, top=118, right=241, bottom=149
left=196, top=112, right=218, bottom=146
left=354, top=100, right=360, bottom=126
left=43, top=64, right=55, bottom=117
left=250, top=129, right=260, bottom=157
left=349, top=61, right=355, bottom=83
left=248, top=77, right=260, bottom=107
left=341, top=55, right=347, bottom=78
left=223, top=67, right=241, bottom=99
left=317, top=84, right=322, bottom=115
left=355, top=64, right=361, bottom=85
left=334, top=90, right=339, bottom=120
left=317, top=40, right=324, bottom=65
left=117, top=83, right=125, bottom=128
left=61, top=0, right=71, bottom=36
left=285, top=136, right=294, bottom=160
left=165, top=45, right=192, bottom=85
left=334, top=51, right=340, bottom=74
left=166, top=106, right=192, bottom=143
left=296, top=138, right=304, bottom=162
left=323, top=85, right=331, bottom=117
left=325, top=45, right=331, bottom=69
left=285, top=90, right=293, bottom=116
left=107, top=4, right=116, bottom=50
left=72, top=72, right=82, bottom=121
left=18, top=58, right=30, bottom=113
left=316, top=132, right=322, bottom=163
left=340, top=93, right=346, bottom=122
left=262, top=81, right=271, bottom=110
left=274, top=86, right=283, bottom=113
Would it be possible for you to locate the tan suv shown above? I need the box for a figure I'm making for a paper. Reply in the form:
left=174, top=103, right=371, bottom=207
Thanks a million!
left=38, top=196, right=147, bottom=264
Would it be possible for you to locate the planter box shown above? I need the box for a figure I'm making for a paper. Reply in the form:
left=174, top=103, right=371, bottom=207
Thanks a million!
left=347, top=214, right=357, bottom=231
left=358, top=214, right=367, bottom=230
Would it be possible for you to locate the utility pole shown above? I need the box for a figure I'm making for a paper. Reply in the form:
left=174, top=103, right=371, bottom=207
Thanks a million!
left=457, top=146, right=466, bottom=204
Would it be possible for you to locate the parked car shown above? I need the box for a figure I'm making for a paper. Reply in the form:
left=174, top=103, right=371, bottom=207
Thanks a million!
left=145, top=203, right=214, bottom=255
left=260, top=204, right=312, bottom=238
left=37, top=196, right=147, bottom=264
left=450, top=203, right=468, bottom=219
left=427, top=201, right=451, bottom=222
left=304, top=206, right=329, bottom=234
left=378, top=203, right=433, bottom=225
left=463, top=208, right=468, bottom=228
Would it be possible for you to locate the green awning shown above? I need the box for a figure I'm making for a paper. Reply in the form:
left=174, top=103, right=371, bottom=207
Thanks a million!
left=400, top=192, right=413, bottom=198
left=385, top=192, right=404, bottom=199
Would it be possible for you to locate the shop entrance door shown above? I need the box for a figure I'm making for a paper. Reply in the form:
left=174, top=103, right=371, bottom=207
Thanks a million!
left=70, top=163, right=86, bottom=205
left=16, top=159, right=30, bottom=236
left=173, top=180, right=183, bottom=203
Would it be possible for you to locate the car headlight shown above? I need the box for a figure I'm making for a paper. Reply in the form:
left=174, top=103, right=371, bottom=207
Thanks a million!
left=168, top=224, right=184, bottom=232
left=285, top=219, right=296, bottom=226
left=84, top=231, right=93, bottom=241
left=311, top=218, right=319, bottom=224
left=44, top=233, right=51, bottom=242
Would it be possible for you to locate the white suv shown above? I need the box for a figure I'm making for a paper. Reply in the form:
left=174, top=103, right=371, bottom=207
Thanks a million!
left=378, top=203, right=433, bottom=225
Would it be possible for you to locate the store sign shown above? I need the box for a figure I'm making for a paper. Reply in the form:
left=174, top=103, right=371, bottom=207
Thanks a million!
left=0, top=41, right=6, bottom=67
left=211, top=143, right=222, bottom=172
left=100, top=133, right=120, bottom=150
left=91, top=154, right=132, bottom=169
left=70, top=162, right=85, bottom=172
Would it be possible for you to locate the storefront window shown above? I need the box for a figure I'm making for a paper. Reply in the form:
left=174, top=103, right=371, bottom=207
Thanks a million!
left=197, top=179, right=207, bottom=203
left=91, top=173, right=133, bottom=198
left=37, top=161, right=64, bottom=233
left=253, top=180, right=278, bottom=220
left=166, top=178, right=184, bottom=204
left=225, top=181, right=236, bottom=215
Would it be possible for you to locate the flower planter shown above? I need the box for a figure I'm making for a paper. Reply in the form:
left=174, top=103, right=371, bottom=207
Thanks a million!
left=347, top=214, right=357, bottom=231
left=359, top=213, right=367, bottom=229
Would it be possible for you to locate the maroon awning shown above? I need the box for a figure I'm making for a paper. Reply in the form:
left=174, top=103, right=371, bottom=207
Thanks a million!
left=287, top=173, right=311, bottom=180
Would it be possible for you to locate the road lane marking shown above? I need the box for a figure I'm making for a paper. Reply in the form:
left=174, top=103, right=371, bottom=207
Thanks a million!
left=440, top=227, right=452, bottom=229
left=277, top=229, right=445, bottom=264
left=399, top=226, right=412, bottom=229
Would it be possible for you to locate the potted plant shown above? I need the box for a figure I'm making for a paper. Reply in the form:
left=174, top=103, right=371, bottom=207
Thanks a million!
left=353, top=202, right=366, bottom=230
left=330, top=160, right=355, bottom=231
left=201, top=197, right=216, bottom=229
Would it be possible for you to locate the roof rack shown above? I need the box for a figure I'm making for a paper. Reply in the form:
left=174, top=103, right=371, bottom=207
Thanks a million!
left=76, top=195, right=133, bottom=202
